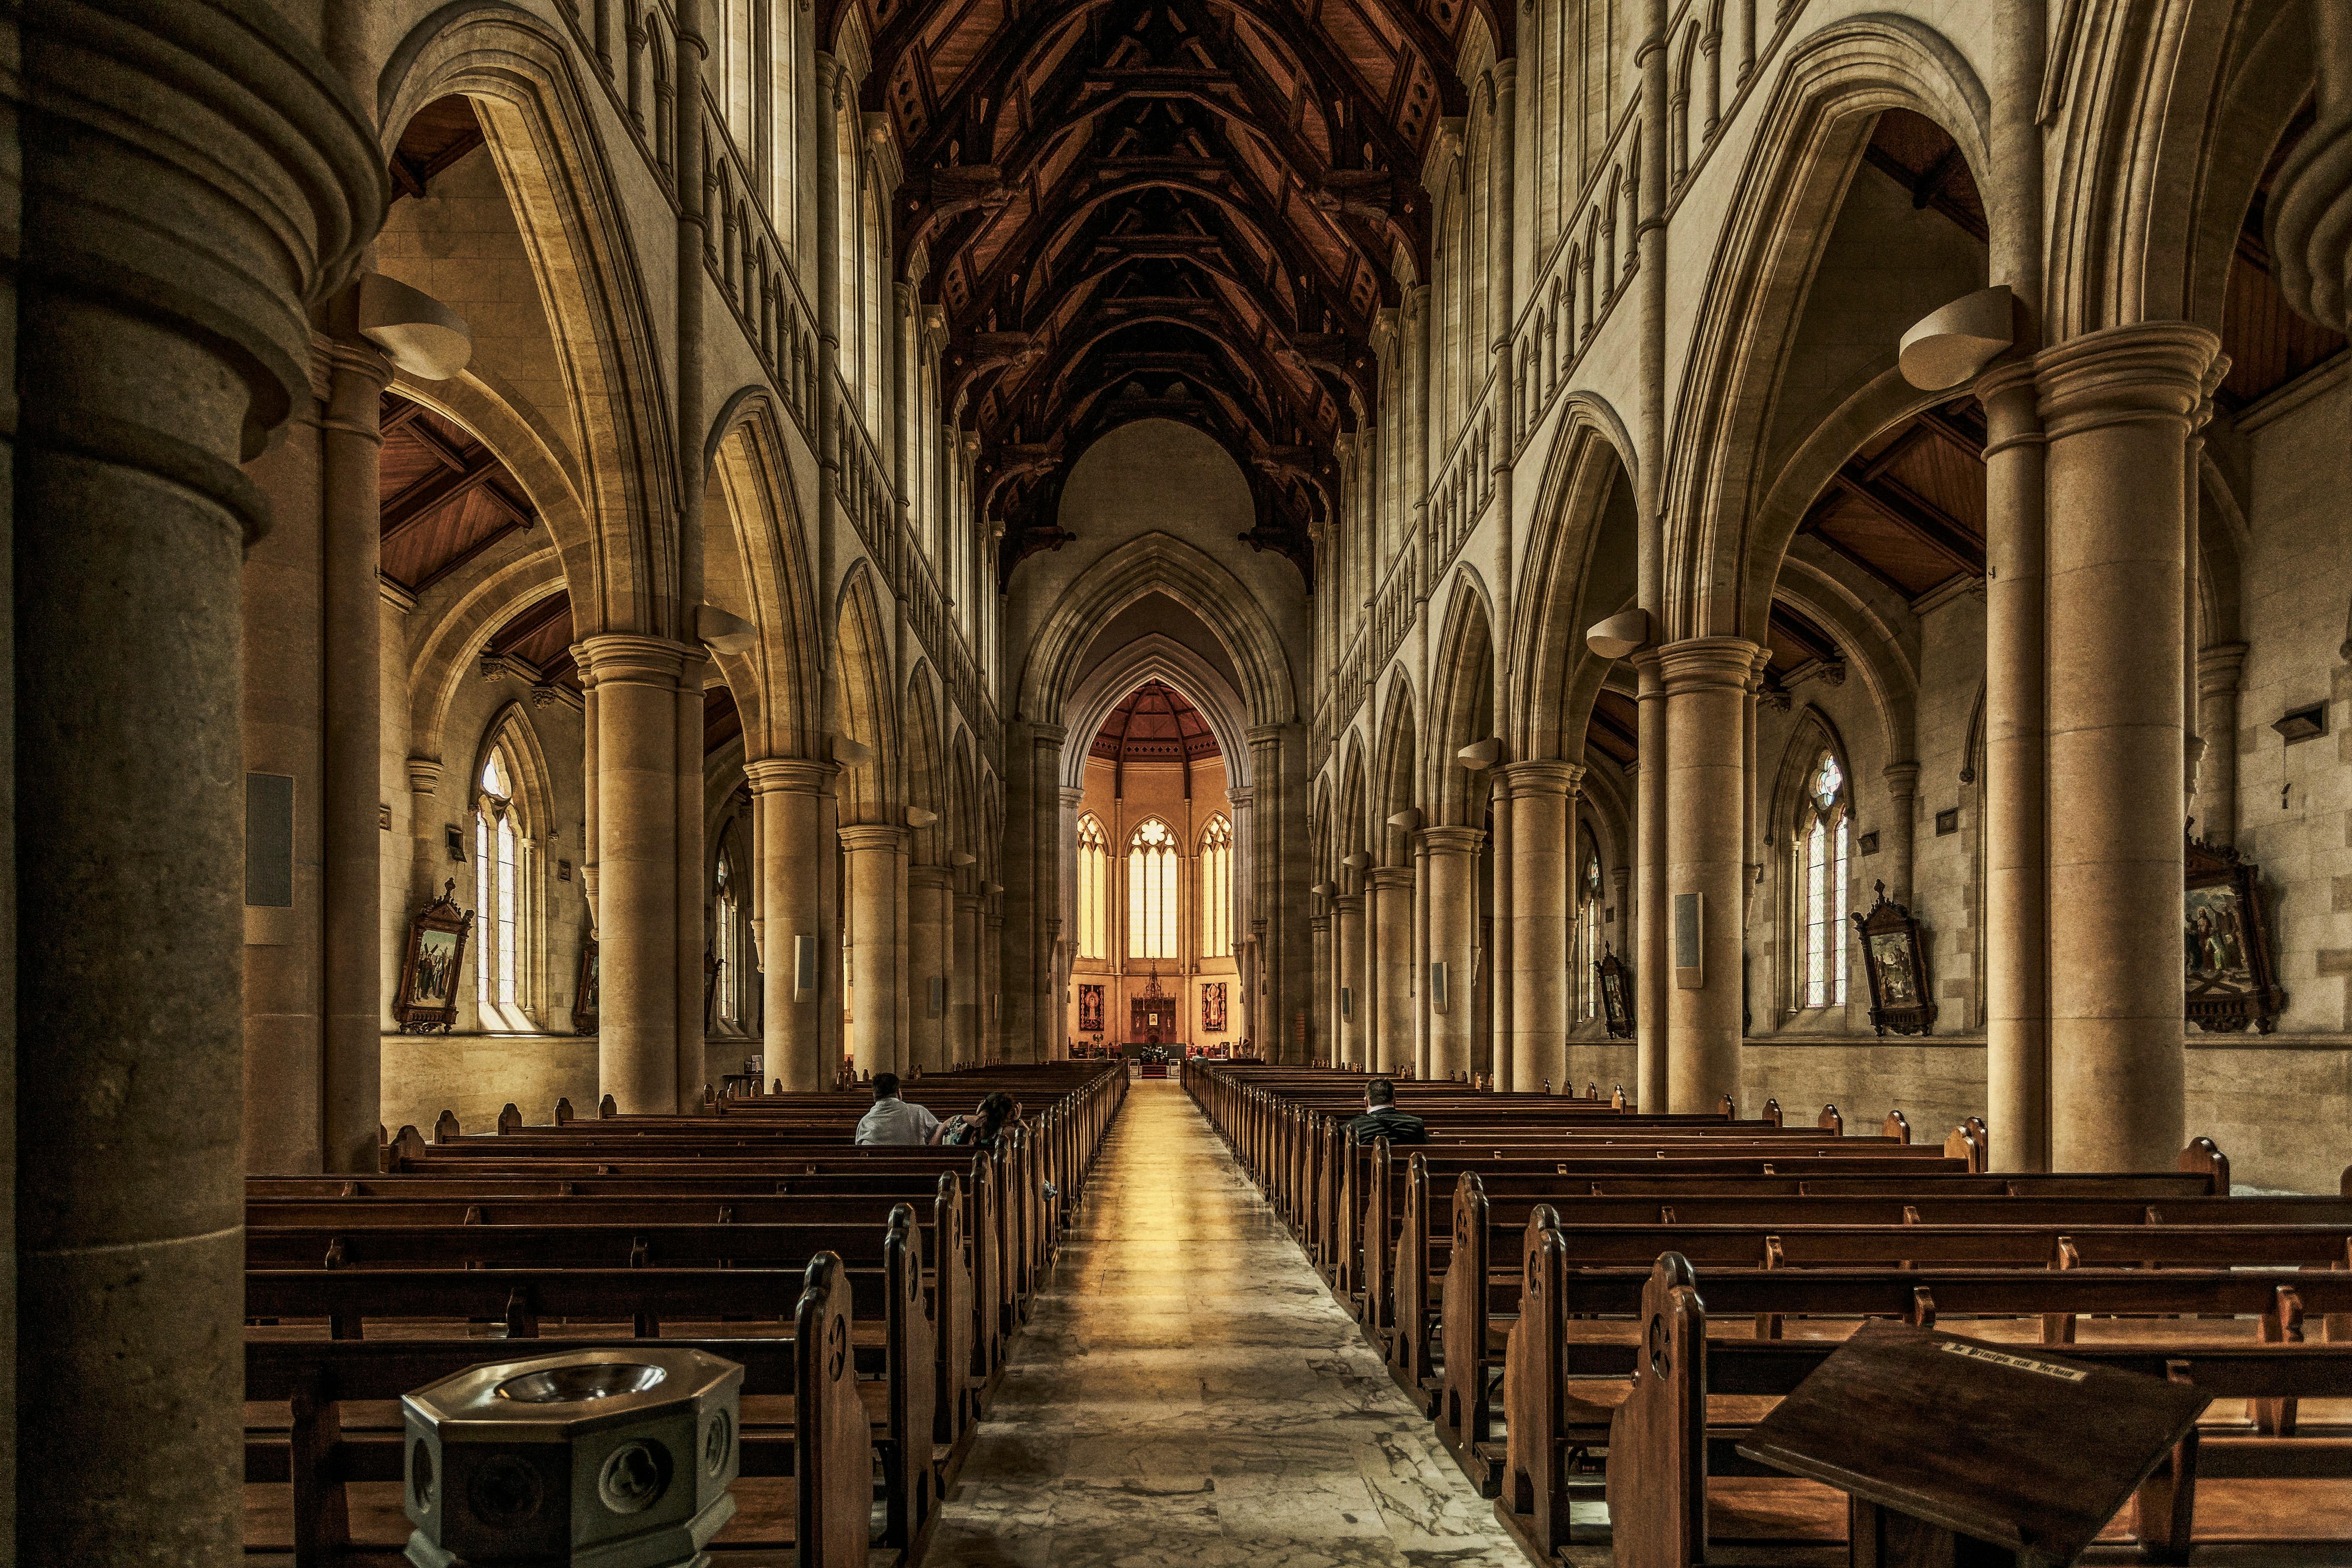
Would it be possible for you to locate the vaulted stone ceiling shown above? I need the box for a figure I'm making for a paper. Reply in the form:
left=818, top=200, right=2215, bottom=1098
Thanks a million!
left=846, top=0, right=1505, bottom=579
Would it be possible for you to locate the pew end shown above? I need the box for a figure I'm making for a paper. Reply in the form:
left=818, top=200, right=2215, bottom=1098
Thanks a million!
left=1881, top=1109, right=1910, bottom=1144
left=2182, top=1136, right=2232, bottom=1197
left=1818, top=1103, right=1842, bottom=1137
left=1604, top=1253, right=1707, bottom=1568
left=431, top=1110, right=459, bottom=1144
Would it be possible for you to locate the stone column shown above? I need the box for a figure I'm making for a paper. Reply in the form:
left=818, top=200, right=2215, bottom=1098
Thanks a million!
left=1369, top=867, right=1415, bottom=1074
left=841, top=823, right=909, bottom=1075
left=579, top=634, right=694, bottom=1112
left=1488, top=772, right=1514, bottom=1088
left=1881, top=761, right=1921, bottom=908
left=747, top=758, right=834, bottom=1088
left=907, top=864, right=954, bottom=1072
left=319, top=334, right=392, bottom=1169
left=1658, top=638, right=1763, bottom=1112
left=1310, top=910, right=1331, bottom=1065
left=953, top=890, right=983, bottom=1067
left=381, top=585, right=418, bottom=1032
left=18, top=1, right=379, bottom=1558
left=1506, top=761, right=1582, bottom=1093
left=674, top=658, right=709, bottom=1106
left=1423, top=825, right=1485, bottom=1080
left=985, top=905, right=1006, bottom=1063
left=2037, top=323, right=2217, bottom=1171
left=1003, top=721, right=1065, bottom=1062
left=2195, top=642, right=2249, bottom=846
left=1632, top=648, right=1669, bottom=1109
left=1335, top=892, right=1365, bottom=1068
left=1412, top=834, right=1433, bottom=1078
left=1978, top=359, right=2050, bottom=1171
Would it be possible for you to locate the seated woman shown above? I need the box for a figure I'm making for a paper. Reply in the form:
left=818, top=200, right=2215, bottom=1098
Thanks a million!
left=933, top=1090, right=1020, bottom=1149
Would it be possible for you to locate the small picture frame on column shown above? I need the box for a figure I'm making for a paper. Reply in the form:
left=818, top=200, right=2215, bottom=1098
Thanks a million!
left=395, top=879, right=472, bottom=1035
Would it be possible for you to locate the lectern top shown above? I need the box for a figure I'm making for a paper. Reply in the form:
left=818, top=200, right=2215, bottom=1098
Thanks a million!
left=1736, top=1320, right=2209, bottom=1564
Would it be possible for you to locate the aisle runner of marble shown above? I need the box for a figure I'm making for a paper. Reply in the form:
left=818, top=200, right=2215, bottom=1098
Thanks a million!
left=928, top=1077, right=1535, bottom=1568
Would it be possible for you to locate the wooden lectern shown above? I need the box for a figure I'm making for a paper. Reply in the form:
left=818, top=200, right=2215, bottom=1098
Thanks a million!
left=1737, top=1320, right=2210, bottom=1567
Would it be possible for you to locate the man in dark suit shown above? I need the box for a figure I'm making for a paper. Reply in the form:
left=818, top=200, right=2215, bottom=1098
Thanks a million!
left=1346, top=1078, right=1426, bottom=1144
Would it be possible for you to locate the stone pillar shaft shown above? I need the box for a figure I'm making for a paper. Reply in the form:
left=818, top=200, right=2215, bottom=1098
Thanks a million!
left=1632, top=650, right=1669, bottom=1109
left=18, top=0, right=381, bottom=1555
left=320, top=337, right=390, bottom=1170
left=1658, top=637, right=1762, bottom=1113
left=1335, top=892, right=1365, bottom=1068
left=2038, top=325, right=2215, bottom=1171
left=748, top=758, right=834, bottom=1089
left=1422, top=825, right=1483, bottom=1080
left=1978, top=360, right=2050, bottom=1171
left=907, top=864, right=954, bottom=1073
left=2195, top=642, right=2249, bottom=846
left=1881, top=762, right=1921, bottom=910
left=581, top=635, right=694, bottom=1112
left=841, top=823, right=909, bottom=1075
left=1505, top=761, right=1581, bottom=1093
left=1369, top=867, right=1414, bottom=1075
left=953, top=892, right=983, bottom=1068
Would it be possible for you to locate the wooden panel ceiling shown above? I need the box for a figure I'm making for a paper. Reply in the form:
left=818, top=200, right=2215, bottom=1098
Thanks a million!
left=855, top=0, right=1498, bottom=581
left=1090, top=678, right=1221, bottom=761
left=1797, top=396, right=1986, bottom=608
left=2230, top=106, right=2348, bottom=410
left=484, top=591, right=578, bottom=694
left=379, top=395, right=539, bottom=593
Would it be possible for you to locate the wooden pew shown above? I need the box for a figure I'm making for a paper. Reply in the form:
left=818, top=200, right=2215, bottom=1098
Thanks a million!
left=1547, top=1254, right=2352, bottom=1567
left=244, top=1252, right=870, bottom=1568
left=1496, top=1248, right=2352, bottom=1563
left=248, top=1212, right=938, bottom=1560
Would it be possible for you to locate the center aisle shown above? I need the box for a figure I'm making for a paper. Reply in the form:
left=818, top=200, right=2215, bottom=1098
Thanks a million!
left=930, top=1076, right=1533, bottom=1568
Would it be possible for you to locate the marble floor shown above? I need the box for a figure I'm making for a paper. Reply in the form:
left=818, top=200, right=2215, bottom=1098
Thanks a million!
left=928, top=1076, right=1535, bottom=1568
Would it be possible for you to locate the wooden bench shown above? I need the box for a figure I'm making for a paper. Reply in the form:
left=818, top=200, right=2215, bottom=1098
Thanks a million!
left=244, top=1252, right=871, bottom=1568
left=1526, top=1253, right=2352, bottom=1566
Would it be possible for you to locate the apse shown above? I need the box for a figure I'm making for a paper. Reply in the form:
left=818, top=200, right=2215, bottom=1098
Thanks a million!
left=1065, top=681, right=1244, bottom=1059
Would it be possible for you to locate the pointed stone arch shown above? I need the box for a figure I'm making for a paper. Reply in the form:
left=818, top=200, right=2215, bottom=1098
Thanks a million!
left=1662, top=13, right=1991, bottom=640
left=833, top=563, right=900, bottom=824
left=380, top=5, right=683, bottom=639
left=904, top=663, right=946, bottom=865
left=1057, top=635, right=1256, bottom=793
left=1016, top=531, right=1298, bottom=733
left=1429, top=568, right=1499, bottom=825
left=707, top=390, right=822, bottom=764
left=1371, top=672, right=1421, bottom=867
left=1509, top=392, right=1639, bottom=762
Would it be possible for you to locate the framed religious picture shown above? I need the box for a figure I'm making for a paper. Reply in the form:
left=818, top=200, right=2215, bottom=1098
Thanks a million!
left=1078, top=983, right=1104, bottom=1035
left=2185, top=831, right=2287, bottom=1033
left=395, top=879, right=473, bottom=1034
left=572, top=936, right=599, bottom=1036
left=1850, top=879, right=1935, bottom=1037
left=1595, top=946, right=1633, bottom=1039
left=1202, top=981, right=1228, bottom=1033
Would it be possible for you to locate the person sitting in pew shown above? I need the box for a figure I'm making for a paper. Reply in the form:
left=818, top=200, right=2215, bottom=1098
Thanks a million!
left=1346, top=1078, right=1426, bottom=1145
left=936, top=1091, right=1019, bottom=1150
left=855, top=1073, right=941, bottom=1145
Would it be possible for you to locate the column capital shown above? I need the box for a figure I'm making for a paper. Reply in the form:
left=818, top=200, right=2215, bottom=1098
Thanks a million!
left=1057, top=786, right=1086, bottom=807
left=1333, top=892, right=1365, bottom=914
left=1652, top=636, right=1766, bottom=694
left=745, top=756, right=841, bottom=794
left=955, top=891, right=985, bottom=913
left=1882, top=761, right=1922, bottom=799
left=2033, top=322, right=2222, bottom=441
left=1025, top=722, right=1070, bottom=748
left=1227, top=786, right=1255, bottom=808
left=1310, top=914, right=1331, bottom=934
left=1497, top=758, right=1586, bottom=797
left=908, top=864, right=957, bottom=892
left=576, top=633, right=699, bottom=686
left=838, top=823, right=910, bottom=854
left=1246, top=723, right=1289, bottom=748
left=1420, top=824, right=1487, bottom=856
left=405, top=757, right=444, bottom=795
left=1367, top=866, right=1414, bottom=891
left=2197, top=640, right=2250, bottom=696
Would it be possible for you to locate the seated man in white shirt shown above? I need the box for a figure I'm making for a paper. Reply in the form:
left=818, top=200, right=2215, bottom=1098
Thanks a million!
left=854, top=1073, right=941, bottom=1145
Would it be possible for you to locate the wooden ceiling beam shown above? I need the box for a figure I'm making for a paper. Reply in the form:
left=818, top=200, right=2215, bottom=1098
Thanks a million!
left=1827, top=467, right=1983, bottom=574
left=382, top=447, right=504, bottom=539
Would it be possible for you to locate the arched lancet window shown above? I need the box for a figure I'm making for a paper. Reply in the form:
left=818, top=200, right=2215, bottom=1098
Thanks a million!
left=474, top=742, right=534, bottom=1028
left=1199, top=815, right=1233, bottom=957
left=1577, top=841, right=1604, bottom=1020
left=1076, top=815, right=1109, bottom=959
left=1794, top=751, right=1852, bottom=1010
left=711, top=833, right=745, bottom=1032
left=1127, top=818, right=1178, bottom=959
